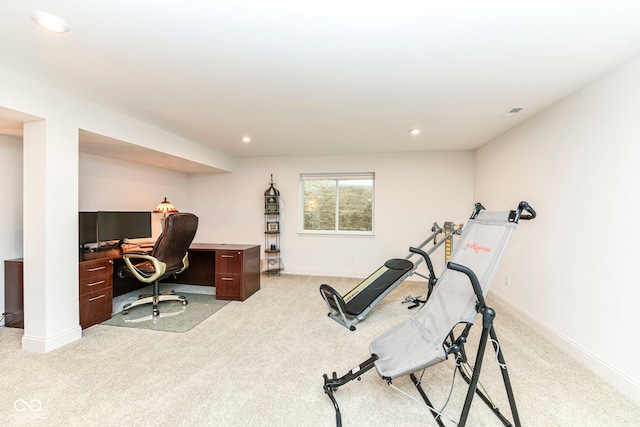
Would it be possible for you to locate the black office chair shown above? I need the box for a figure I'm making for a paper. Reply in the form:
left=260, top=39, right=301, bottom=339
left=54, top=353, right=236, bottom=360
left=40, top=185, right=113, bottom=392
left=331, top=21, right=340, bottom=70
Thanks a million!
left=119, top=212, right=199, bottom=316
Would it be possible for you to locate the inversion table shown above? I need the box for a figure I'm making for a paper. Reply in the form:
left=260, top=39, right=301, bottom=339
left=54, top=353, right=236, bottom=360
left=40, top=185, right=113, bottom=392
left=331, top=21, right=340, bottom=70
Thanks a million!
left=323, top=201, right=536, bottom=427
left=320, top=222, right=462, bottom=331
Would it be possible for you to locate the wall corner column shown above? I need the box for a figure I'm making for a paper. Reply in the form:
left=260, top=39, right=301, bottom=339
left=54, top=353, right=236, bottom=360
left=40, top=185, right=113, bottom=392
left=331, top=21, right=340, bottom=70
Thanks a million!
left=22, top=119, right=81, bottom=352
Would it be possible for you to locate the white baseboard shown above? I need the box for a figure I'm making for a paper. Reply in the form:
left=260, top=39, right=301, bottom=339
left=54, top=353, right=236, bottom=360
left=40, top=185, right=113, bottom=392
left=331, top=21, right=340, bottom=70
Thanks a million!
left=490, top=291, right=640, bottom=405
left=22, top=326, right=82, bottom=353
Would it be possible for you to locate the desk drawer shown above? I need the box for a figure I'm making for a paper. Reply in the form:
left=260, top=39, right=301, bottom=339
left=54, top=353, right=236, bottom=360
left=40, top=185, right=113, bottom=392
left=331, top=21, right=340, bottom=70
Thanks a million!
left=215, top=273, right=241, bottom=300
left=79, top=259, right=113, bottom=280
left=79, top=286, right=113, bottom=328
left=79, top=274, right=112, bottom=296
left=216, top=251, right=243, bottom=274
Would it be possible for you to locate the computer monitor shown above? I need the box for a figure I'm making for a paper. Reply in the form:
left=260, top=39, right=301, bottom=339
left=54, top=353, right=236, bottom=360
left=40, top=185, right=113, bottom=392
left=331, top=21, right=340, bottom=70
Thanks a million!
left=79, top=212, right=98, bottom=245
left=97, top=211, right=152, bottom=243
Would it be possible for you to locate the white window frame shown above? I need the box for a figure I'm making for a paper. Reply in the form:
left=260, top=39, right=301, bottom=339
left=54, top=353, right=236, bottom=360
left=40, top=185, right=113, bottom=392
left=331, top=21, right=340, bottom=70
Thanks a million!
left=299, top=172, right=375, bottom=235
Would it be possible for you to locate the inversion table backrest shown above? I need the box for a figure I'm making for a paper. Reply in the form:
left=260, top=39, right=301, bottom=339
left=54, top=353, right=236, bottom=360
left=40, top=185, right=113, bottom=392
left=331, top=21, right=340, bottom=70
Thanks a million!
left=370, top=209, right=517, bottom=379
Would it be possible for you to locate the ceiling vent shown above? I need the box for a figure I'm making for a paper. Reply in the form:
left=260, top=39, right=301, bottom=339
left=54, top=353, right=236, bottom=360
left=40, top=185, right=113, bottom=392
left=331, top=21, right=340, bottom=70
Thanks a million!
left=498, top=107, right=526, bottom=118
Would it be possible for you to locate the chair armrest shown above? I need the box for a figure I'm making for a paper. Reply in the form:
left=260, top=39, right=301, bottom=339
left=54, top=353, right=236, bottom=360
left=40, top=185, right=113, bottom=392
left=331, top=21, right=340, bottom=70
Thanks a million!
left=175, top=253, right=189, bottom=275
left=122, top=250, right=149, bottom=256
left=122, top=253, right=167, bottom=284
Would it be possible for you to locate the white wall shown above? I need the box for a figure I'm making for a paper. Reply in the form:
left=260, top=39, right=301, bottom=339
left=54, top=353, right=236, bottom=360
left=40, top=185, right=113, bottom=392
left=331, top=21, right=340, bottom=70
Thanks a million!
left=0, top=135, right=23, bottom=326
left=474, top=56, right=640, bottom=402
left=79, top=152, right=192, bottom=239
left=189, top=151, right=474, bottom=278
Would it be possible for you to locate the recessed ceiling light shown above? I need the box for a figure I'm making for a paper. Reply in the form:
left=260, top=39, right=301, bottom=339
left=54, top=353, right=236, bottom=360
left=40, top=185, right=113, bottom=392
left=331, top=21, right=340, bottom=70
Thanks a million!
left=241, top=136, right=251, bottom=143
left=409, top=128, right=421, bottom=136
left=31, top=11, right=70, bottom=34
left=498, top=107, right=526, bottom=119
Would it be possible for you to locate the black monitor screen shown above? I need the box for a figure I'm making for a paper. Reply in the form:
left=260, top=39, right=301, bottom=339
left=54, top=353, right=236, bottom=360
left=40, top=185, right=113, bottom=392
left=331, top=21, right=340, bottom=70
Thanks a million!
left=79, top=212, right=98, bottom=245
left=97, top=211, right=152, bottom=242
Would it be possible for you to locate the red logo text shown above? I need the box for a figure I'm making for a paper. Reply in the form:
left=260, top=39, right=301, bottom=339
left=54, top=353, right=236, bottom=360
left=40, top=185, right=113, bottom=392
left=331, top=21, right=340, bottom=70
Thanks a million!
left=466, top=242, right=491, bottom=253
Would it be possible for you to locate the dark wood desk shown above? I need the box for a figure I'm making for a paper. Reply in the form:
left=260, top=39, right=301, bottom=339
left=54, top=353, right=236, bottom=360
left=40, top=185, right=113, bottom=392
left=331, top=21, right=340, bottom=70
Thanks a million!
left=5, top=243, right=261, bottom=330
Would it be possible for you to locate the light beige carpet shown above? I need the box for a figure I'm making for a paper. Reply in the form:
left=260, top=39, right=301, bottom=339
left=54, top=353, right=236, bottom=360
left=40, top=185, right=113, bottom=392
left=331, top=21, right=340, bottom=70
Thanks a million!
left=1, top=274, right=639, bottom=426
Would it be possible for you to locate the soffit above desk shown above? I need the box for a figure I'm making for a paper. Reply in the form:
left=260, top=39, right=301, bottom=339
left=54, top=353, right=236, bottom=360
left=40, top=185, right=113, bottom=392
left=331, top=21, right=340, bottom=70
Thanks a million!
left=0, top=113, right=228, bottom=175
left=79, top=130, right=227, bottom=174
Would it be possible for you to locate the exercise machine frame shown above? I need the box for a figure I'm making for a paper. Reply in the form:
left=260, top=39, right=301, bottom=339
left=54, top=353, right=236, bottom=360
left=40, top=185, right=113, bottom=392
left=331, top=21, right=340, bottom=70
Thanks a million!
left=320, top=222, right=462, bottom=331
left=323, top=202, right=535, bottom=426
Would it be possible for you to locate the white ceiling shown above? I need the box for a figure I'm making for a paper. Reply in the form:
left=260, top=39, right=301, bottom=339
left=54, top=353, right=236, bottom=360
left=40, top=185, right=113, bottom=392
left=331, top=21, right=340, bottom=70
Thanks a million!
left=2, top=1, right=640, bottom=162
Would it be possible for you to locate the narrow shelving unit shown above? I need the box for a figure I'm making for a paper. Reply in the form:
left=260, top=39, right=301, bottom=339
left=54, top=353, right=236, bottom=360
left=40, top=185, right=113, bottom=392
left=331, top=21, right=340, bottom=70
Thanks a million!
left=263, top=174, right=282, bottom=274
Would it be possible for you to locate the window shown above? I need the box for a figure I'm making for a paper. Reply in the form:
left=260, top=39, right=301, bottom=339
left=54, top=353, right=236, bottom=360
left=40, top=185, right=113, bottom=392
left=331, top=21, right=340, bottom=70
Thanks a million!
left=300, top=173, right=374, bottom=234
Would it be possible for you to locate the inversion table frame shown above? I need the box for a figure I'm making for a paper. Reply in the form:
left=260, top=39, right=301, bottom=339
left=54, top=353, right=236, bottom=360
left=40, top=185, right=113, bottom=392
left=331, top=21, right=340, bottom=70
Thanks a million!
left=320, top=222, right=463, bottom=331
left=322, top=201, right=536, bottom=427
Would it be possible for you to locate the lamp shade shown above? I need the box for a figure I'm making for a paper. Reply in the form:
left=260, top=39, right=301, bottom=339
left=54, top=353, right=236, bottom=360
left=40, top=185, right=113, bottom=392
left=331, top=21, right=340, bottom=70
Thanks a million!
left=153, top=197, right=178, bottom=214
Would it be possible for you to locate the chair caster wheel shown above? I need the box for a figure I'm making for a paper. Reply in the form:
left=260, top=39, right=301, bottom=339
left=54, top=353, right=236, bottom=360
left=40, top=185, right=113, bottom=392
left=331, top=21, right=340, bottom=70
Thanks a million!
left=182, top=300, right=188, bottom=306
left=153, top=309, right=159, bottom=316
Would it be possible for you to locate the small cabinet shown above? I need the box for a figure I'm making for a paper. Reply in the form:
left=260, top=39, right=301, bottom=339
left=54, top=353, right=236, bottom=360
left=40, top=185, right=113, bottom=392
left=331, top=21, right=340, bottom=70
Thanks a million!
left=215, top=247, right=260, bottom=301
left=215, top=250, right=243, bottom=300
left=79, top=258, right=113, bottom=328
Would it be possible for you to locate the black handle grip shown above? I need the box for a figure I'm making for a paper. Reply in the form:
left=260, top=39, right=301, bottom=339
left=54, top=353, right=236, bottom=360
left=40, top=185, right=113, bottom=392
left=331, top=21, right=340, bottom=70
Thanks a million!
left=409, top=247, right=435, bottom=275
left=511, top=201, right=536, bottom=223
left=410, top=246, right=438, bottom=294
left=470, top=203, right=485, bottom=219
left=448, top=261, right=486, bottom=308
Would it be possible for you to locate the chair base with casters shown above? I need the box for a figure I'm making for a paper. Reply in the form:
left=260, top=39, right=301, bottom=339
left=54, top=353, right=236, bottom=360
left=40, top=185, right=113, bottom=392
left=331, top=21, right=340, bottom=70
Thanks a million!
left=119, top=252, right=190, bottom=317
left=121, top=280, right=188, bottom=316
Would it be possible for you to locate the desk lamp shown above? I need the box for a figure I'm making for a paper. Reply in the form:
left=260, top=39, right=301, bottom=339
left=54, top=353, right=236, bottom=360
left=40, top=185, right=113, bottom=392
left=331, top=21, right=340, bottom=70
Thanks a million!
left=153, top=197, right=178, bottom=220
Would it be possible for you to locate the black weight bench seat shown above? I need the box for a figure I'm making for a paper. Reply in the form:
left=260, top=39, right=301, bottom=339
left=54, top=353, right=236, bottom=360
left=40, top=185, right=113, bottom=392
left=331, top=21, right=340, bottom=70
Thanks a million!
left=343, top=259, right=413, bottom=315
left=320, top=259, right=413, bottom=330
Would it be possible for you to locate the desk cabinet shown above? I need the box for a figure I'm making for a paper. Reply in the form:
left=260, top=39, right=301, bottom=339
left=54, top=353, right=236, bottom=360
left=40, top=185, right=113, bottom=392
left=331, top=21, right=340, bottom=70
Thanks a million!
left=209, top=245, right=260, bottom=301
left=3, top=258, right=113, bottom=330
left=215, top=250, right=243, bottom=300
left=79, top=258, right=113, bottom=328
left=4, top=259, right=24, bottom=328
